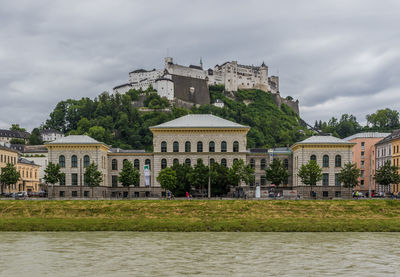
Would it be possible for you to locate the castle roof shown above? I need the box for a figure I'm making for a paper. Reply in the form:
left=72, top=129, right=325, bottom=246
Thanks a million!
left=150, top=114, right=249, bottom=129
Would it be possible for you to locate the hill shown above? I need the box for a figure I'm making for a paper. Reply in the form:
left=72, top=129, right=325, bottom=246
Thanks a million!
left=43, top=86, right=310, bottom=150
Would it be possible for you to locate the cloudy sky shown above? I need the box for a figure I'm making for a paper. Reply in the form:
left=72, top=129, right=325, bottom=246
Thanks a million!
left=1, top=0, right=400, bottom=131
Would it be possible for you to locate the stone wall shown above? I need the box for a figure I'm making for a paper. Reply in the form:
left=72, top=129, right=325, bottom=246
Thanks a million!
left=271, top=93, right=300, bottom=115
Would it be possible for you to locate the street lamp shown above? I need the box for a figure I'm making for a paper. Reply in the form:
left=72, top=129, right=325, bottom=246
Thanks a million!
left=208, top=155, right=211, bottom=199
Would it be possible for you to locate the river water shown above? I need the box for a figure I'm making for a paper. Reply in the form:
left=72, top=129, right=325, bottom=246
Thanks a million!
left=0, top=232, right=399, bottom=276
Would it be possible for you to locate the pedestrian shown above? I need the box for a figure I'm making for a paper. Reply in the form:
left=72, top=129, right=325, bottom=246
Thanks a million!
left=186, top=191, right=189, bottom=200
left=167, top=191, right=170, bottom=199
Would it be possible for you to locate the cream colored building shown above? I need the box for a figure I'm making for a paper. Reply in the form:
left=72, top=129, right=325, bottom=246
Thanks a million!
left=16, top=158, right=40, bottom=193
left=292, top=136, right=354, bottom=199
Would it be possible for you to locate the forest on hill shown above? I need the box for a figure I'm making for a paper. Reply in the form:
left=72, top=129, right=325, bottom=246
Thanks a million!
left=42, top=86, right=310, bottom=151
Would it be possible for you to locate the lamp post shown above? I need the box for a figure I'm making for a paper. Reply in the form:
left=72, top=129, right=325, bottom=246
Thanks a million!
left=208, top=155, right=211, bottom=199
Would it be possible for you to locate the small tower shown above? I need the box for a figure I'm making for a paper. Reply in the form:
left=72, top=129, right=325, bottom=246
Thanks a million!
left=259, top=61, right=269, bottom=89
left=200, top=57, right=203, bottom=69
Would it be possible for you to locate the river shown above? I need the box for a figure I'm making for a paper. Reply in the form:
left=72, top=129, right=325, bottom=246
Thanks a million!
left=0, top=232, right=399, bottom=276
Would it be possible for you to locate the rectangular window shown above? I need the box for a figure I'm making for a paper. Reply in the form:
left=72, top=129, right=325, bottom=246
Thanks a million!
left=335, top=191, right=341, bottom=198
left=112, top=175, right=118, bottom=187
left=360, top=170, right=364, bottom=178
left=361, top=161, right=364, bottom=168
left=361, top=151, right=365, bottom=158
left=71, top=191, right=78, bottom=197
left=84, top=191, right=90, bottom=197
left=260, top=176, right=266, bottom=186
left=71, top=174, right=78, bottom=186
left=323, top=191, right=329, bottom=197
left=360, top=180, right=364, bottom=186
left=323, top=173, right=329, bottom=186
left=60, top=174, right=66, bottom=186
left=361, top=142, right=365, bottom=150
left=59, top=191, right=65, bottom=197
left=335, top=174, right=341, bottom=186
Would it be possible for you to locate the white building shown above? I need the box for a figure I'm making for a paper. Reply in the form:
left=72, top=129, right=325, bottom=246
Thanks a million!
left=41, top=129, right=64, bottom=142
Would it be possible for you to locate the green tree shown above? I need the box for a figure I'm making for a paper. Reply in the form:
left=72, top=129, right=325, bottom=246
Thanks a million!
left=43, top=162, right=65, bottom=198
left=374, top=161, right=400, bottom=193
left=171, top=163, right=193, bottom=196
left=10, top=124, right=26, bottom=132
left=338, top=162, right=360, bottom=196
left=228, top=159, right=255, bottom=187
left=28, top=128, right=43, bottom=145
left=265, top=159, right=290, bottom=187
left=157, top=167, right=177, bottom=193
left=85, top=162, right=103, bottom=198
left=9, top=138, right=25, bottom=145
left=188, top=159, right=209, bottom=197
left=366, top=108, right=400, bottom=130
left=0, top=163, right=20, bottom=194
left=298, top=160, right=322, bottom=197
left=118, top=160, right=140, bottom=198
left=209, top=163, right=231, bottom=196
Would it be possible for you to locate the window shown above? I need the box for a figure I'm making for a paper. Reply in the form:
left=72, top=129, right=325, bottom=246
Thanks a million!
left=260, top=159, right=266, bottom=170
left=185, top=158, right=191, bottom=166
left=161, top=159, right=167, bottom=169
left=71, top=174, right=78, bottom=186
left=221, top=158, right=227, bottom=167
left=361, top=142, right=365, bottom=150
left=284, top=159, right=289, bottom=169
left=197, top=141, right=203, bottom=152
left=60, top=174, right=65, bottom=186
left=323, top=155, right=329, bottom=167
left=145, top=159, right=151, bottom=169
left=323, top=191, right=329, bottom=197
left=71, top=155, right=78, bottom=168
left=398, top=145, right=399, bottom=153
left=360, top=180, right=364, bottom=186
left=209, top=141, right=215, bottom=152
left=361, top=151, right=365, bottom=158
left=173, top=158, right=179, bottom=165
left=335, top=155, right=342, bottom=167
left=59, top=191, right=65, bottom=197
left=360, top=170, right=365, bottom=178
left=173, top=141, right=179, bottom=152
left=233, top=141, right=239, bottom=152
left=310, top=155, right=316, bottom=161
left=161, top=141, right=167, bottom=152
left=361, top=161, right=364, bottom=168
left=210, top=158, right=215, bottom=165
left=123, top=159, right=128, bottom=166
left=134, top=159, right=140, bottom=170
left=59, top=155, right=65, bottom=168
left=335, top=191, right=341, bottom=198
left=112, top=159, right=118, bottom=170
left=112, top=175, right=118, bottom=187
left=84, top=174, right=88, bottom=186
left=185, top=141, right=191, bottom=152
left=221, top=141, right=227, bottom=152
left=260, top=175, right=266, bottom=186
left=84, top=191, right=90, bottom=197
left=72, top=191, right=78, bottom=197
left=335, top=173, right=341, bottom=186
left=323, top=173, right=329, bottom=186
left=250, top=159, right=255, bottom=168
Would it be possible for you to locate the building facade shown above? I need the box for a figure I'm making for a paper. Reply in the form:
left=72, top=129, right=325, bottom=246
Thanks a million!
left=41, top=129, right=64, bottom=142
left=292, top=136, right=354, bottom=199
left=16, top=158, right=40, bottom=193
left=344, top=132, right=390, bottom=194
left=0, top=129, right=30, bottom=143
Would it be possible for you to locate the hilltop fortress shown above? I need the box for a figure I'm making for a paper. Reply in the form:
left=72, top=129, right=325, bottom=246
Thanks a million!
left=113, top=57, right=299, bottom=114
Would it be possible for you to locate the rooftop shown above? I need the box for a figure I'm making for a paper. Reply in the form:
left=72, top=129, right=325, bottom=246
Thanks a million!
left=344, top=132, right=391, bottom=141
left=109, top=148, right=146, bottom=153
left=0, top=129, right=30, bottom=139
left=46, top=135, right=104, bottom=145
left=150, top=114, right=249, bottom=129
left=295, top=135, right=353, bottom=145
left=375, top=130, right=400, bottom=145
left=18, top=157, right=39, bottom=166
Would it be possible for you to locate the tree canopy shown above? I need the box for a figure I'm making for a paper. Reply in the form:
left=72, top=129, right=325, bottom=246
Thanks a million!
left=338, top=162, right=360, bottom=189
left=118, top=160, right=140, bottom=187
left=265, top=159, right=290, bottom=187
left=0, top=163, right=20, bottom=192
left=374, top=161, right=400, bottom=190
left=43, top=162, right=65, bottom=185
left=298, top=160, right=322, bottom=186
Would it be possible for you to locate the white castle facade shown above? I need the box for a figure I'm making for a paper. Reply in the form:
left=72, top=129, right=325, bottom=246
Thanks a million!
left=113, top=58, right=280, bottom=99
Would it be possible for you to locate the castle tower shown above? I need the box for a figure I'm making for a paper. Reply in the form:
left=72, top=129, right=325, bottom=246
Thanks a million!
left=258, top=61, right=269, bottom=92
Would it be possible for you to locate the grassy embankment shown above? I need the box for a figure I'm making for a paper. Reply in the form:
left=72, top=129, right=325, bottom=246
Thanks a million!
left=1, top=200, right=400, bottom=232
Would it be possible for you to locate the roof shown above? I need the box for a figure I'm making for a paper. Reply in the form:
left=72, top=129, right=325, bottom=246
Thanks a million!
left=109, top=148, right=146, bottom=153
left=18, top=157, right=39, bottom=166
left=155, top=78, right=173, bottom=82
left=294, top=136, right=353, bottom=145
left=376, top=130, right=400, bottom=145
left=150, top=114, right=249, bottom=129
left=344, top=132, right=391, bottom=141
left=0, top=129, right=30, bottom=139
left=189, top=65, right=203, bottom=70
left=46, top=135, right=104, bottom=145
left=0, top=144, right=19, bottom=154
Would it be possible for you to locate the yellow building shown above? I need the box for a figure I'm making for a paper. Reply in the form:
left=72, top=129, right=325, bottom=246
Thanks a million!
left=391, top=137, right=400, bottom=194
left=0, top=145, right=19, bottom=194
left=16, top=158, right=41, bottom=193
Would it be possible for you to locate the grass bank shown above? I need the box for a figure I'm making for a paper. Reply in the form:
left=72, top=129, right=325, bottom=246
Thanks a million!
left=1, top=200, right=400, bottom=232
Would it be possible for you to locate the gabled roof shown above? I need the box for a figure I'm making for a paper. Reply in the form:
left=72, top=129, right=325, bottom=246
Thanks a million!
left=150, top=114, right=249, bottom=129
left=344, top=132, right=391, bottom=141
left=46, top=135, right=103, bottom=145
left=375, top=129, right=400, bottom=145
left=18, top=157, right=39, bottom=166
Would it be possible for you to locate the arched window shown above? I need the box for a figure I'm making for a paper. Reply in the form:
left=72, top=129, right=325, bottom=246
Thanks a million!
left=284, top=159, right=289, bottom=169
left=173, top=141, right=179, bottom=152
left=233, top=141, right=239, bottom=152
left=83, top=155, right=90, bottom=168
left=185, top=158, right=191, bottom=166
left=173, top=158, right=179, bottom=165
left=59, top=155, right=65, bottom=168
left=210, top=158, right=215, bottom=165
left=185, top=141, right=191, bottom=152
left=161, top=141, right=167, bottom=152
left=71, top=155, right=77, bottom=168
left=134, top=159, right=140, bottom=170
left=260, top=159, right=266, bottom=170
left=250, top=158, right=255, bottom=168
left=323, top=155, right=329, bottom=167
left=209, top=141, right=215, bottom=152
left=145, top=159, right=151, bottom=169
left=123, top=159, right=128, bottom=166
left=161, top=159, right=167, bottom=169
left=335, top=155, right=342, bottom=167
left=310, top=155, right=316, bottom=161
left=233, top=158, right=239, bottom=164
left=221, top=141, right=227, bottom=152
left=221, top=158, right=227, bottom=167
left=197, top=141, right=203, bottom=152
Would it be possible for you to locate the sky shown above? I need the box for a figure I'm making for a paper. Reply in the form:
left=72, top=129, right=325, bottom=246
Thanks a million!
left=1, top=0, right=400, bottom=131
